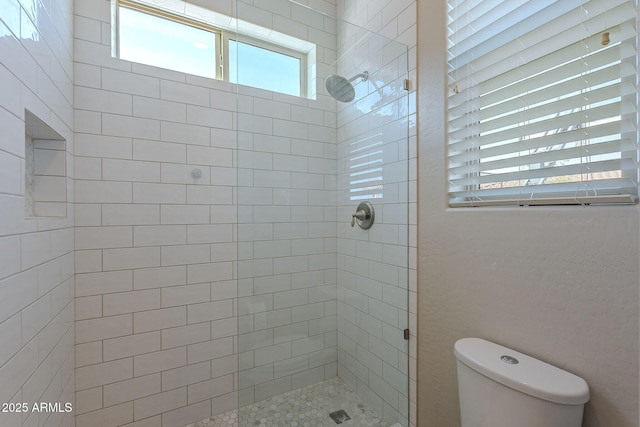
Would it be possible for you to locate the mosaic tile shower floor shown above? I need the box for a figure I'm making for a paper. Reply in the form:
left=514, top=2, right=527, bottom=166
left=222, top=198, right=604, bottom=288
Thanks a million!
left=183, top=377, right=394, bottom=427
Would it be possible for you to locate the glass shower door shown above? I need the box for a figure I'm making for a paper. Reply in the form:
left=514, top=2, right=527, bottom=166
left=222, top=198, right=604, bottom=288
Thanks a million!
left=232, top=2, right=410, bottom=426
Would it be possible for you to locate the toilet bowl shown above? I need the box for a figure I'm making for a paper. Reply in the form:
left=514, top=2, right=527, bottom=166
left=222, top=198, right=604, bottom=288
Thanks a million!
left=454, top=337, right=589, bottom=427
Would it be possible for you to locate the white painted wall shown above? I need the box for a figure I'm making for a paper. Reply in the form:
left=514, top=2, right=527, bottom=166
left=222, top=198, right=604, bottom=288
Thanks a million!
left=0, top=0, right=76, bottom=426
left=417, top=1, right=640, bottom=426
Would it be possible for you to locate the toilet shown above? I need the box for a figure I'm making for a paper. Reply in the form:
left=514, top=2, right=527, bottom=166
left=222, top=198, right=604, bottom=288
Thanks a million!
left=454, top=338, right=590, bottom=427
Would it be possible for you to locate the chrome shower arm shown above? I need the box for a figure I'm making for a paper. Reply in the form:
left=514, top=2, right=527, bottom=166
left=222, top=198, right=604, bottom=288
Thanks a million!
left=348, top=71, right=369, bottom=83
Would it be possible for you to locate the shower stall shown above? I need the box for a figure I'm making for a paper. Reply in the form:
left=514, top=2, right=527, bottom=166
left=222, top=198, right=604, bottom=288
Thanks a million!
left=68, top=0, right=409, bottom=426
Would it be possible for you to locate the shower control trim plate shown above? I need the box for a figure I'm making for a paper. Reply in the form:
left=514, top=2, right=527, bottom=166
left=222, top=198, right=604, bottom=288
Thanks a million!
left=351, top=201, right=375, bottom=229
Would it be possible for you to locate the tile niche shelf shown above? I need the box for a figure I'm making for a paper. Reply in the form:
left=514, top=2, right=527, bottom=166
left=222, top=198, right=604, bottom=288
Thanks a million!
left=24, top=110, right=68, bottom=218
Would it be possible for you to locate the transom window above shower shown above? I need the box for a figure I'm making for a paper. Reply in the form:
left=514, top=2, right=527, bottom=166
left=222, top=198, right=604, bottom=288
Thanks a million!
left=112, top=0, right=316, bottom=98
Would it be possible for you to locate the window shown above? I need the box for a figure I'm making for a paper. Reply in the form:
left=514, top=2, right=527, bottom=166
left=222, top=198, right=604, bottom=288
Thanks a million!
left=228, top=38, right=304, bottom=97
left=447, top=0, right=639, bottom=206
left=117, top=1, right=221, bottom=79
left=115, top=0, right=309, bottom=98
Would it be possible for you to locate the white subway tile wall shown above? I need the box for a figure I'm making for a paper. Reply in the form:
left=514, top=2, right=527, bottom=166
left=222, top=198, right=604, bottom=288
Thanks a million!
left=0, top=1, right=75, bottom=427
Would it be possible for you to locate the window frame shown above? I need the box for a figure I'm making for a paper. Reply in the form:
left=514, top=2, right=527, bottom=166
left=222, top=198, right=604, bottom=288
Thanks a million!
left=115, top=0, right=308, bottom=98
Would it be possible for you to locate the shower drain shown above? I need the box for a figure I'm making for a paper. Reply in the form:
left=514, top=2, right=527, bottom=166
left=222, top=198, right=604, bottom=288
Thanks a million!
left=329, top=409, right=351, bottom=424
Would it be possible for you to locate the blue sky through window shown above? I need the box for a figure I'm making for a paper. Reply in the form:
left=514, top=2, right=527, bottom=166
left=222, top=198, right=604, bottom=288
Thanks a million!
left=228, top=40, right=301, bottom=97
left=119, top=6, right=217, bottom=79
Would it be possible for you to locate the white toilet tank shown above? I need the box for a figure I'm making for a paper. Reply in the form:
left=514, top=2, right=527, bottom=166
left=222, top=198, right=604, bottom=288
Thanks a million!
left=454, top=338, right=589, bottom=427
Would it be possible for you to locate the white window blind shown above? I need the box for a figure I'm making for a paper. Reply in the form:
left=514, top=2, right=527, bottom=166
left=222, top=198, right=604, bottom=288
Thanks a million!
left=447, top=0, right=639, bottom=206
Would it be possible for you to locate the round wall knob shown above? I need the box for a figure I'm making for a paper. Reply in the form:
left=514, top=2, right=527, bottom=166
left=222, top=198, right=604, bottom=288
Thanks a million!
left=191, top=168, right=203, bottom=179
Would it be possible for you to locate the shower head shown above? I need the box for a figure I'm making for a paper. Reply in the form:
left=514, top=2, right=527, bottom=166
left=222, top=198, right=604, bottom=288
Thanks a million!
left=325, top=71, right=368, bottom=102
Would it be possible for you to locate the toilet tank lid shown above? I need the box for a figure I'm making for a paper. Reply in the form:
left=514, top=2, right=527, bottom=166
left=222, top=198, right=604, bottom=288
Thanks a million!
left=454, top=338, right=590, bottom=405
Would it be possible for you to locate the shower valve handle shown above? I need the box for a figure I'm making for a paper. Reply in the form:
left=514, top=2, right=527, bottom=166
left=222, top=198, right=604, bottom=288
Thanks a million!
left=351, top=210, right=367, bottom=227
left=350, top=202, right=375, bottom=229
